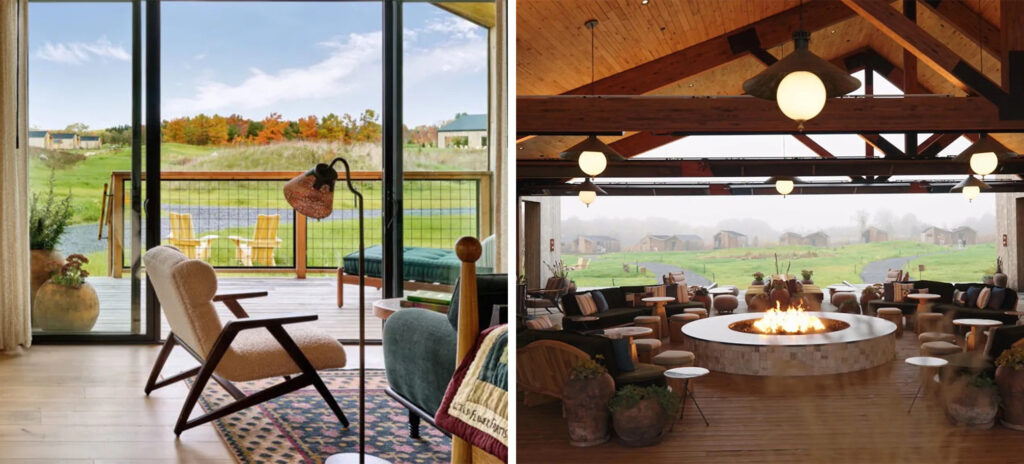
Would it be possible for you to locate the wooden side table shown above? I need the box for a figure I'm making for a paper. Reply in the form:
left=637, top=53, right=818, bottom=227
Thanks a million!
left=643, top=296, right=675, bottom=338
left=952, top=318, right=1003, bottom=351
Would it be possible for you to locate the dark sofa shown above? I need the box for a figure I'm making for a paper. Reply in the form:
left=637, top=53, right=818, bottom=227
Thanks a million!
left=561, top=284, right=705, bottom=330
left=865, top=280, right=1019, bottom=325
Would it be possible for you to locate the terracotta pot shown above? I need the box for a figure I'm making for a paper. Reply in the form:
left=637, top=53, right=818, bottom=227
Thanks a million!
left=692, top=294, right=711, bottom=310
left=996, top=366, right=1024, bottom=430
left=944, top=383, right=998, bottom=429
left=611, top=399, right=667, bottom=447
left=747, top=293, right=771, bottom=312
left=30, top=249, right=64, bottom=310
left=994, top=272, right=1009, bottom=288
left=34, top=281, right=100, bottom=332
left=751, top=279, right=764, bottom=286
left=860, top=290, right=878, bottom=315
left=563, top=374, right=615, bottom=447
left=801, top=279, right=813, bottom=285
left=769, top=287, right=790, bottom=309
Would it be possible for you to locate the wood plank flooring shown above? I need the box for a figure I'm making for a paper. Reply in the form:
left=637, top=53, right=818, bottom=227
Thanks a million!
left=0, top=344, right=384, bottom=463
left=517, top=330, right=1023, bottom=464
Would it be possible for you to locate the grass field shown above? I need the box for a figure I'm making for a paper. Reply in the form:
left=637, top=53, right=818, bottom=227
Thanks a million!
left=562, top=241, right=995, bottom=288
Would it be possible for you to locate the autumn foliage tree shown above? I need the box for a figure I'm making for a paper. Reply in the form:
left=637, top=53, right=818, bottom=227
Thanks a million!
left=160, top=109, right=398, bottom=146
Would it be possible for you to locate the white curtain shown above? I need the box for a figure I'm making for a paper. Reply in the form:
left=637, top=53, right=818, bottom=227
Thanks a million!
left=0, top=0, right=32, bottom=351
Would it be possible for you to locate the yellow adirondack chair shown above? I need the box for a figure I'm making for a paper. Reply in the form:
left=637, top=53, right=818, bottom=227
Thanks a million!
left=228, top=214, right=283, bottom=266
left=167, top=212, right=218, bottom=261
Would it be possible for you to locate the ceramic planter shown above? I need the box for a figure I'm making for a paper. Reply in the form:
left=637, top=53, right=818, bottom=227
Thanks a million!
left=945, top=384, right=998, bottom=429
left=34, top=281, right=100, bottom=332
left=769, top=287, right=790, bottom=309
left=751, top=279, right=764, bottom=286
left=994, top=272, right=1009, bottom=288
left=611, top=399, right=667, bottom=447
left=996, top=366, right=1024, bottom=430
left=30, top=249, right=64, bottom=311
left=563, top=374, right=615, bottom=447
left=692, top=294, right=711, bottom=310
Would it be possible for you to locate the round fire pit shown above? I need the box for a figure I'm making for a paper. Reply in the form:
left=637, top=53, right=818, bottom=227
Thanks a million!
left=681, top=312, right=896, bottom=376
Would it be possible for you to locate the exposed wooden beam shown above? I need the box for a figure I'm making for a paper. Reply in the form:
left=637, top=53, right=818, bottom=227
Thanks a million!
left=920, top=0, right=1000, bottom=57
left=518, top=180, right=1024, bottom=196
left=432, top=2, right=494, bottom=28
left=841, top=0, right=1007, bottom=106
left=792, top=134, right=836, bottom=159
left=918, top=132, right=962, bottom=157
left=517, top=157, right=1024, bottom=179
left=517, top=95, right=1024, bottom=135
left=1001, top=0, right=1024, bottom=94
left=562, top=0, right=855, bottom=95
left=903, top=0, right=919, bottom=94
left=609, top=133, right=684, bottom=158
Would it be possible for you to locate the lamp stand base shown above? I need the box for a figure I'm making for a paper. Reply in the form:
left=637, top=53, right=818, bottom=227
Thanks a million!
left=324, top=454, right=391, bottom=464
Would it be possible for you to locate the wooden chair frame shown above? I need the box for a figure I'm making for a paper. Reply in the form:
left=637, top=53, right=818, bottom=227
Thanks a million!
left=144, top=291, right=349, bottom=436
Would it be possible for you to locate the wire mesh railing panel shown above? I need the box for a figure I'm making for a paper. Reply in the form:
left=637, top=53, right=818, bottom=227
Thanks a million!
left=305, top=179, right=385, bottom=268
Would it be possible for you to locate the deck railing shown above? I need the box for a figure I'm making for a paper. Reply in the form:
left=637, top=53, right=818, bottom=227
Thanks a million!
left=105, top=170, right=491, bottom=278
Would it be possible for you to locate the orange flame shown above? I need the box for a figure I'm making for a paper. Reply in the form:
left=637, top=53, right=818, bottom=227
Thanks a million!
left=752, top=301, right=827, bottom=334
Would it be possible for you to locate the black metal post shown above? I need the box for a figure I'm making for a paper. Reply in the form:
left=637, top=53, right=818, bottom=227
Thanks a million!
left=131, top=0, right=146, bottom=338
left=145, top=0, right=161, bottom=339
left=382, top=0, right=403, bottom=299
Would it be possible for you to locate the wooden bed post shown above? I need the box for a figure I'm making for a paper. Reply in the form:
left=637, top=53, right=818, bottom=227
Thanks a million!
left=453, top=236, right=481, bottom=463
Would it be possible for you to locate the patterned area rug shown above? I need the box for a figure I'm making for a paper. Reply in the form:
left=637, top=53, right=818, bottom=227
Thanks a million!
left=193, top=369, right=450, bottom=464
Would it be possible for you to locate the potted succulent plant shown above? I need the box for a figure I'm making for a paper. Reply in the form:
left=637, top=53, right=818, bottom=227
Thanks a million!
left=800, top=269, right=814, bottom=284
left=34, top=254, right=100, bottom=332
left=609, top=385, right=679, bottom=447
left=29, top=171, right=72, bottom=313
left=563, top=356, right=615, bottom=447
left=944, top=372, right=999, bottom=429
left=994, top=258, right=1008, bottom=288
left=751, top=272, right=765, bottom=285
left=691, top=287, right=711, bottom=310
left=995, top=345, right=1024, bottom=430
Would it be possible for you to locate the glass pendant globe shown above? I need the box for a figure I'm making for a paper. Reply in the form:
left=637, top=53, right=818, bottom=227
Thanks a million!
left=962, top=185, right=981, bottom=201
left=776, top=71, right=827, bottom=128
left=579, top=190, right=597, bottom=206
left=578, top=151, right=608, bottom=177
left=970, top=151, right=998, bottom=176
left=775, top=179, right=794, bottom=196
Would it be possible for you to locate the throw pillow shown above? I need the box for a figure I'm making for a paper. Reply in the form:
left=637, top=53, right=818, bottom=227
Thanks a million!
left=965, top=286, right=982, bottom=308
left=609, top=337, right=635, bottom=372
left=977, top=287, right=991, bottom=309
left=953, top=290, right=966, bottom=306
left=576, top=293, right=598, bottom=316
left=592, top=291, right=610, bottom=313
left=645, top=285, right=666, bottom=299
left=524, top=315, right=554, bottom=330
left=988, top=287, right=1007, bottom=310
left=675, top=283, right=690, bottom=303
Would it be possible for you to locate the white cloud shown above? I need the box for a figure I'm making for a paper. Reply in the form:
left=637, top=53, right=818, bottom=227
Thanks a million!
left=36, top=37, right=130, bottom=65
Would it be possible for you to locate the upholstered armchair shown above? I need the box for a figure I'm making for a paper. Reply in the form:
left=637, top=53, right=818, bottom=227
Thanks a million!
left=142, top=245, right=349, bottom=436
left=525, top=276, right=568, bottom=314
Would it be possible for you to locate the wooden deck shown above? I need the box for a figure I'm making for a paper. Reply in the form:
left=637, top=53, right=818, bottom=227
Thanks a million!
left=37, top=277, right=384, bottom=340
left=518, top=331, right=1023, bottom=463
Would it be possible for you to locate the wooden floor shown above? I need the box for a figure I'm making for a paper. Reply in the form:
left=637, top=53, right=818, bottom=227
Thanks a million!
left=39, top=277, right=384, bottom=341
left=518, top=331, right=1023, bottom=464
left=0, top=343, right=385, bottom=463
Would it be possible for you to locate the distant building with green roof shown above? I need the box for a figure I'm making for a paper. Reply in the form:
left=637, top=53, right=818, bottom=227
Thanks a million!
left=437, top=113, right=487, bottom=149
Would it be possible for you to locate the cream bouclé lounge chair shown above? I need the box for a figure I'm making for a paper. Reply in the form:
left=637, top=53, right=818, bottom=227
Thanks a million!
left=228, top=214, right=283, bottom=266
left=167, top=212, right=218, bottom=260
left=142, top=245, right=348, bottom=436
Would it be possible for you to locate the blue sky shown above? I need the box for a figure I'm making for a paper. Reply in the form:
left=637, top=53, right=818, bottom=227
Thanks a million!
left=29, top=1, right=488, bottom=130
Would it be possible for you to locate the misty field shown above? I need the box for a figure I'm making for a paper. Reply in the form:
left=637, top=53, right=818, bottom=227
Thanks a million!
left=562, top=241, right=997, bottom=288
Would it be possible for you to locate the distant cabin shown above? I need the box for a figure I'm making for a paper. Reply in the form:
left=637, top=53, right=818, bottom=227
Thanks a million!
left=630, top=234, right=703, bottom=252
left=79, top=135, right=102, bottom=149
left=437, top=114, right=487, bottom=149
left=714, top=230, right=748, bottom=249
left=952, top=226, right=977, bottom=246
left=862, top=226, right=889, bottom=243
left=577, top=235, right=619, bottom=254
left=28, top=130, right=50, bottom=148
left=27, top=131, right=101, bottom=150
left=49, top=132, right=78, bottom=149
left=921, top=226, right=953, bottom=246
left=804, top=232, right=829, bottom=247
left=778, top=232, right=803, bottom=246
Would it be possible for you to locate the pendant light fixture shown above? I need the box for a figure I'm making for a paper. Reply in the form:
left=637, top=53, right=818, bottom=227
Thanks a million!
left=768, top=176, right=797, bottom=197
left=577, top=177, right=606, bottom=207
left=742, top=1, right=860, bottom=130
left=951, top=175, right=991, bottom=202
left=954, top=134, right=1011, bottom=176
left=559, top=19, right=624, bottom=176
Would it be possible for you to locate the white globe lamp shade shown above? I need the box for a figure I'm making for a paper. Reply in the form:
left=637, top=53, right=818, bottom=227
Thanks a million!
left=775, top=179, right=795, bottom=196
left=776, top=71, right=827, bottom=129
left=578, top=151, right=608, bottom=177
left=962, top=186, right=981, bottom=201
left=579, top=190, right=597, bottom=206
left=970, top=151, right=998, bottom=176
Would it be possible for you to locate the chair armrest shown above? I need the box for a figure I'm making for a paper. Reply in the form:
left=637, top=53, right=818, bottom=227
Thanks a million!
left=199, top=235, right=220, bottom=241
left=228, top=236, right=249, bottom=244
left=213, top=291, right=269, bottom=302
left=223, top=313, right=318, bottom=333
left=527, top=288, right=560, bottom=296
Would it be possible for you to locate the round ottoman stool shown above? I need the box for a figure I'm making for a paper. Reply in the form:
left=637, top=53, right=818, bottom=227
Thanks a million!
left=634, top=315, right=662, bottom=340
left=831, top=291, right=856, bottom=309
left=713, top=295, right=739, bottom=315
left=877, top=307, right=904, bottom=337
left=668, top=313, right=700, bottom=343
left=684, top=308, right=709, bottom=319
left=652, top=350, right=695, bottom=369
left=635, top=338, right=662, bottom=363
left=722, top=286, right=739, bottom=296
left=918, top=332, right=956, bottom=344
left=747, top=293, right=771, bottom=312
left=920, top=341, right=960, bottom=357
left=915, top=312, right=943, bottom=335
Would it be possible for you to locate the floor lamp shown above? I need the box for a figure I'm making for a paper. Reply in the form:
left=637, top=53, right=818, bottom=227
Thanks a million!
left=284, top=158, right=390, bottom=464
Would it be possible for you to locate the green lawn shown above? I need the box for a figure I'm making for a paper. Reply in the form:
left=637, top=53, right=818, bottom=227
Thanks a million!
left=563, top=241, right=994, bottom=288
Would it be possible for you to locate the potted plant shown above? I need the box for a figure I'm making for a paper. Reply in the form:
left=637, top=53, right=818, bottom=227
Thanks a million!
left=29, top=171, right=73, bottom=312
left=983, top=274, right=995, bottom=285
left=944, top=372, right=999, bottom=429
left=860, top=285, right=881, bottom=314
left=768, top=279, right=791, bottom=309
left=563, top=356, right=615, bottom=447
left=751, top=272, right=765, bottom=285
left=691, top=287, right=711, bottom=310
left=609, top=385, right=679, bottom=447
left=34, top=254, right=100, bottom=332
left=800, top=269, right=814, bottom=284
left=994, top=258, right=1008, bottom=287
left=544, top=259, right=570, bottom=289
left=995, top=345, right=1024, bottom=430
